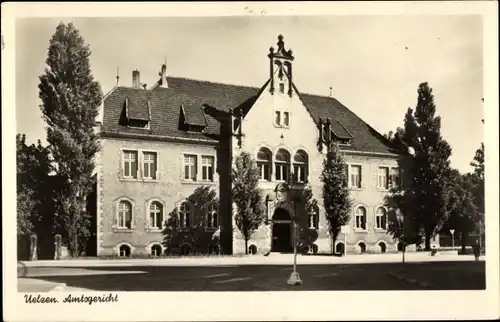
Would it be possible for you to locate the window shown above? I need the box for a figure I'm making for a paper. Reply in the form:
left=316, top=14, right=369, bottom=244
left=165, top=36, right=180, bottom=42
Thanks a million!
left=378, top=167, right=389, bottom=189
left=117, top=200, right=133, bottom=229
left=151, top=244, right=162, bottom=257
left=206, top=203, right=218, bottom=229
left=201, top=156, right=215, bottom=181
left=293, top=150, right=308, bottom=183
left=283, top=112, right=290, bottom=127
left=119, top=244, right=131, bottom=257
left=275, top=111, right=281, bottom=126
left=390, top=167, right=401, bottom=188
left=123, top=150, right=138, bottom=178
left=350, top=165, right=362, bottom=188
left=355, top=206, right=367, bottom=230
left=308, top=205, right=319, bottom=229
left=279, top=83, right=285, bottom=93
left=275, top=149, right=290, bottom=181
left=184, top=155, right=197, bottom=181
left=149, top=201, right=163, bottom=230
left=257, top=148, right=272, bottom=181
left=375, top=207, right=387, bottom=230
left=178, top=202, right=191, bottom=228
left=143, top=152, right=157, bottom=180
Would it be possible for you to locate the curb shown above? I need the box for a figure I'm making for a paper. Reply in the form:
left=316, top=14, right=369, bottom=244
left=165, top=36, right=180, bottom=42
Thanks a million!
left=388, top=271, right=431, bottom=289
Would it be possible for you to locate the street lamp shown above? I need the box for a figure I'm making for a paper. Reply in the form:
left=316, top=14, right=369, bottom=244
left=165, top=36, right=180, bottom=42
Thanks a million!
left=287, top=185, right=302, bottom=285
left=449, top=229, right=455, bottom=249
left=396, top=211, right=405, bottom=264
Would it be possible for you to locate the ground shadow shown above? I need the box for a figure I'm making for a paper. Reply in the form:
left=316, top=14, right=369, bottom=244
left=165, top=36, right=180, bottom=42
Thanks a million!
left=21, top=261, right=485, bottom=292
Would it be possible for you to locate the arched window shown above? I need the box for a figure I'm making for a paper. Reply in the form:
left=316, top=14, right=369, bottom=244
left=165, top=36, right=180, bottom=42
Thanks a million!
left=117, top=200, right=133, bottom=229
left=151, top=244, right=162, bottom=257
left=293, top=150, right=309, bottom=183
left=355, top=206, right=367, bottom=230
left=119, top=244, right=131, bottom=257
left=375, top=207, right=387, bottom=230
left=256, top=148, right=272, bottom=181
left=149, top=201, right=164, bottom=230
left=275, top=149, right=290, bottom=181
left=178, top=202, right=191, bottom=228
left=308, top=205, right=319, bottom=229
left=206, top=203, right=218, bottom=229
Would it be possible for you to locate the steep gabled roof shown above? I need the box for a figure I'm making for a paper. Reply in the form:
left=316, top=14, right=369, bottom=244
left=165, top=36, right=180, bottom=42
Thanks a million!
left=101, top=76, right=397, bottom=154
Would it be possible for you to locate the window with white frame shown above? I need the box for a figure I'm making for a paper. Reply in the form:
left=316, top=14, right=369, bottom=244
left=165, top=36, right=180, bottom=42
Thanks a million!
left=293, top=150, right=308, bottom=183
left=184, top=155, right=197, bottom=181
left=390, top=167, right=401, bottom=188
left=355, top=206, right=367, bottom=230
left=275, top=149, right=290, bottom=181
left=201, top=156, right=215, bottom=181
left=143, top=152, right=157, bottom=180
left=178, top=202, right=191, bottom=228
left=206, top=203, right=218, bottom=229
left=123, top=150, right=138, bottom=178
left=149, top=201, right=163, bottom=230
left=275, top=111, right=281, bottom=126
left=117, top=200, right=133, bottom=229
left=350, top=165, right=362, bottom=188
left=375, top=207, right=387, bottom=230
left=308, top=205, right=319, bottom=229
left=378, top=167, right=389, bottom=189
left=257, top=148, right=272, bottom=181
left=283, top=112, right=290, bottom=127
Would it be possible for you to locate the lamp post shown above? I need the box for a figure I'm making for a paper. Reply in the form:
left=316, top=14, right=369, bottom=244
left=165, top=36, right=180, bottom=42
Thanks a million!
left=449, top=229, right=455, bottom=249
left=396, top=212, right=405, bottom=264
left=287, top=187, right=302, bottom=285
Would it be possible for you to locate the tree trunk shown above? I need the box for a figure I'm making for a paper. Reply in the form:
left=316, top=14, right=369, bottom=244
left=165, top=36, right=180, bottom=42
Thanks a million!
left=424, top=234, right=431, bottom=251
left=461, top=230, right=468, bottom=252
left=245, top=238, right=248, bottom=255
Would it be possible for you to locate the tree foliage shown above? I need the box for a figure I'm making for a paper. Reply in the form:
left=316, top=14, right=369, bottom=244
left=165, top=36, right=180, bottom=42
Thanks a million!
left=38, top=22, right=103, bottom=256
left=320, top=143, right=352, bottom=251
left=385, top=83, right=454, bottom=250
left=232, top=151, right=265, bottom=254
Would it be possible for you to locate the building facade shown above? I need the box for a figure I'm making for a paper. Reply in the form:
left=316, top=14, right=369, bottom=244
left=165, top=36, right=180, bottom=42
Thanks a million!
left=94, top=35, right=419, bottom=257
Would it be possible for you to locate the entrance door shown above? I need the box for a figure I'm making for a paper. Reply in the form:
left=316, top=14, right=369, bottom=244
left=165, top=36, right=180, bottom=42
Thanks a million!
left=271, top=208, right=293, bottom=253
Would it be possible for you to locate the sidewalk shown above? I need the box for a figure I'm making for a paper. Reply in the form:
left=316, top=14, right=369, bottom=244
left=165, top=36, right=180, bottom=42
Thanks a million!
left=18, top=278, right=67, bottom=292
left=19, top=252, right=484, bottom=268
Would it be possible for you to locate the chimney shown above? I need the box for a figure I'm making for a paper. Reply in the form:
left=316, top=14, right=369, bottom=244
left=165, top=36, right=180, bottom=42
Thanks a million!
left=132, top=70, right=140, bottom=89
left=160, top=64, right=168, bottom=88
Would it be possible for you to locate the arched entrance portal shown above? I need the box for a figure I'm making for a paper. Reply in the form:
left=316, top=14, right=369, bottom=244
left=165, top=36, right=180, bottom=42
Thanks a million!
left=271, top=208, right=292, bottom=253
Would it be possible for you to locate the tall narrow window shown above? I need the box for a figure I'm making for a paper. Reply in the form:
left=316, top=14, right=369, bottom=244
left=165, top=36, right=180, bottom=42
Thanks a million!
left=257, top=148, right=272, bottom=181
left=201, top=156, right=214, bottom=181
left=275, top=149, right=290, bottom=182
left=206, top=203, right=218, bottom=229
left=355, top=206, right=367, bottom=230
left=275, top=111, right=281, bottom=126
left=308, top=205, right=319, bottom=229
left=350, top=165, right=362, bottom=188
left=293, top=150, right=309, bottom=183
left=390, top=167, right=401, bottom=188
left=117, top=200, right=132, bottom=229
left=375, top=207, right=387, bottom=230
left=283, top=112, right=290, bottom=127
left=184, top=155, right=197, bottom=181
left=179, top=202, right=191, bottom=228
left=149, top=201, right=163, bottom=230
left=123, top=150, right=138, bottom=178
left=378, top=167, right=389, bottom=189
left=143, top=152, right=157, bottom=180
left=279, top=83, right=285, bottom=93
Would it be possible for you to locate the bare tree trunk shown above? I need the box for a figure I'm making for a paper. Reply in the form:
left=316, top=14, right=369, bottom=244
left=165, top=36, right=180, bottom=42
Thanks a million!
left=245, top=238, right=248, bottom=255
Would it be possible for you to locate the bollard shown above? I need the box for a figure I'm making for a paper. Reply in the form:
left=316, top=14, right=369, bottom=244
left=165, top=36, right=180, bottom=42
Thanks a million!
left=30, top=234, right=37, bottom=261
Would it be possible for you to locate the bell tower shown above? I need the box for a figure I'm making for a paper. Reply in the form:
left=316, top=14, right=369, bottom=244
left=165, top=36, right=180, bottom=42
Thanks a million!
left=268, top=34, right=294, bottom=97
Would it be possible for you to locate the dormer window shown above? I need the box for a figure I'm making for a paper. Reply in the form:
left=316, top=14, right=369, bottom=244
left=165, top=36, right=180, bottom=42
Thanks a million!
left=122, top=98, right=151, bottom=129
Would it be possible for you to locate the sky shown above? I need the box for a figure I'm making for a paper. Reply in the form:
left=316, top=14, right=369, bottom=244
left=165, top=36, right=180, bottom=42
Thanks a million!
left=15, top=16, right=483, bottom=173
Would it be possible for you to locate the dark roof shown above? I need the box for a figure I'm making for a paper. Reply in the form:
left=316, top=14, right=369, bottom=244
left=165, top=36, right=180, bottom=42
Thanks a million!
left=101, top=76, right=397, bottom=154
left=126, top=97, right=150, bottom=121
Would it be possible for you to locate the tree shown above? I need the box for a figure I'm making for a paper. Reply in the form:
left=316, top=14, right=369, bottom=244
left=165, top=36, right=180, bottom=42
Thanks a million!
left=320, top=143, right=353, bottom=253
left=38, top=22, right=103, bottom=256
left=446, top=170, right=479, bottom=251
left=389, top=83, right=454, bottom=250
left=470, top=142, right=485, bottom=219
left=232, top=151, right=265, bottom=254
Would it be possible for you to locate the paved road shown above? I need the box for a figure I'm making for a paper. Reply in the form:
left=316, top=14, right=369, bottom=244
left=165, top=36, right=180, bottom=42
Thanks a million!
left=18, top=260, right=485, bottom=292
